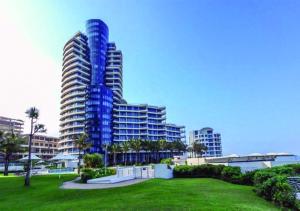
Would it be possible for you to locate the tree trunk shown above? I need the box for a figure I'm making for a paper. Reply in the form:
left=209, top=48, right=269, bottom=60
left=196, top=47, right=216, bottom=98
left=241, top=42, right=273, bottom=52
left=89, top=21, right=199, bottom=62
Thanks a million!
left=135, top=151, right=138, bottom=164
left=4, top=154, right=9, bottom=176
left=124, top=152, right=127, bottom=166
left=77, top=149, right=81, bottom=175
left=114, top=153, right=116, bottom=166
left=25, top=118, right=34, bottom=187
left=147, top=151, right=150, bottom=164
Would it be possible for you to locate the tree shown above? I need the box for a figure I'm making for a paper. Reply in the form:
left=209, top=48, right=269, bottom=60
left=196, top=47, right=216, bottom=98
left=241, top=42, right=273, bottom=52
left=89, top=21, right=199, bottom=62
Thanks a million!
left=173, top=140, right=187, bottom=156
left=129, top=139, right=142, bottom=164
left=158, top=139, right=167, bottom=161
left=192, top=141, right=207, bottom=164
left=24, top=107, right=46, bottom=187
left=0, top=132, right=26, bottom=176
left=109, top=143, right=120, bottom=166
left=74, top=133, right=91, bottom=174
left=142, top=140, right=152, bottom=164
left=121, top=141, right=130, bottom=166
left=187, top=146, right=194, bottom=158
left=166, top=141, right=175, bottom=158
left=83, top=153, right=103, bottom=168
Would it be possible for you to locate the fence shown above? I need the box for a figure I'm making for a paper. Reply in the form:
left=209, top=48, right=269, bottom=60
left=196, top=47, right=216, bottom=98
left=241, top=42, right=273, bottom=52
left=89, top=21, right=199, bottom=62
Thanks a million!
left=116, top=166, right=154, bottom=179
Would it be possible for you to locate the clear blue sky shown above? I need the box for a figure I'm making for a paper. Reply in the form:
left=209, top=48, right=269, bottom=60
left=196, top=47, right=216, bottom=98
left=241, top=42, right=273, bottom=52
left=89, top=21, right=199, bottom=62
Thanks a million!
left=1, top=0, right=300, bottom=155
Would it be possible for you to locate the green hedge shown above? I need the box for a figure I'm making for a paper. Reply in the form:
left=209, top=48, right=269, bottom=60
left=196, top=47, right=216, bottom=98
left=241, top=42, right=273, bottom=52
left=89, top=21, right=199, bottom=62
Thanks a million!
left=173, top=164, right=300, bottom=210
left=160, top=158, right=174, bottom=165
left=173, top=164, right=225, bottom=179
left=80, top=167, right=116, bottom=183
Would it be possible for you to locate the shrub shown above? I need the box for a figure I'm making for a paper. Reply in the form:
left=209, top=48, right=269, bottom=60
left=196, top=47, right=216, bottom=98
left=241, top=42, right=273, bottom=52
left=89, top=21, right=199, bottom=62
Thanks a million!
left=286, top=164, right=300, bottom=175
left=80, top=167, right=116, bottom=183
left=268, top=166, right=294, bottom=175
left=80, top=168, right=96, bottom=183
left=173, top=165, right=225, bottom=178
left=95, top=168, right=116, bottom=178
left=239, top=170, right=257, bottom=185
left=255, top=175, right=297, bottom=209
left=83, top=153, right=103, bottom=168
left=221, top=166, right=242, bottom=184
left=211, top=164, right=225, bottom=178
left=272, top=179, right=296, bottom=208
left=255, top=175, right=280, bottom=200
left=173, top=165, right=193, bottom=178
left=253, top=170, right=277, bottom=185
left=173, top=164, right=299, bottom=210
left=160, top=158, right=174, bottom=165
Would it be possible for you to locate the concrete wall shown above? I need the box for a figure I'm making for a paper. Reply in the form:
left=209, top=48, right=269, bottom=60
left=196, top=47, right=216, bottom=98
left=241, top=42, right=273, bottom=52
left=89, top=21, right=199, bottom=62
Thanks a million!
left=154, top=164, right=173, bottom=179
left=186, top=158, right=207, bottom=166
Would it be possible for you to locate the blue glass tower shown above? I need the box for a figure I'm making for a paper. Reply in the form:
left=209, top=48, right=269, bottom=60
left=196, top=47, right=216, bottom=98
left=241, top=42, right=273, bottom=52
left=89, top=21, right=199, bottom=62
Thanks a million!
left=85, top=19, right=113, bottom=153
left=60, top=19, right=186, bottom=156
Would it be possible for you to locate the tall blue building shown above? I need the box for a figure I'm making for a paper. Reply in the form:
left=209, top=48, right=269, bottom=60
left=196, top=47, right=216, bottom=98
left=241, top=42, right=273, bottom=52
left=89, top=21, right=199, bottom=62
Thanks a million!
left=59, top=19, right=185, bottom=154
left=85, top=19, right=113, bottom=153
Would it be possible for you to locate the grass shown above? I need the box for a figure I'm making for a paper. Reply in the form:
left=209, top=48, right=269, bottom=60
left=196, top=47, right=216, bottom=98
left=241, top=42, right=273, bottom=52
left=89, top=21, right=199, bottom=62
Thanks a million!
left=0, top=173, right=15, bottom=177
left=0, top=174, right=279, bottom=211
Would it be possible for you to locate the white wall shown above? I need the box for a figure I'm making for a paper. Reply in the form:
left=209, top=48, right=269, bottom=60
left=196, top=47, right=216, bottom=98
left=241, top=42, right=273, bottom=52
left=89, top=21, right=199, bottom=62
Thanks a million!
left=154, top=164, right=173, bottom=179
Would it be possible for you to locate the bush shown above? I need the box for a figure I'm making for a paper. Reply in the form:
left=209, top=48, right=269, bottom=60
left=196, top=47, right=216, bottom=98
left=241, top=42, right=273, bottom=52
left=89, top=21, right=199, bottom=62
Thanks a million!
left=83, top=153, right=103, bottom=168
left=173, top=165, right=193, bottom=178
left=212, top=165, right=226, bottom=178
left=173, top=164, right=225, bottom=178
left=272, top=179, right=296, bottom=208
left=253, top=170, right=277, bottom=185
left=221, top=166, right=242, bottom=184
left=95, top=168, right=116, bottom=178
left=160, top=158, right=174, bottom=165
left=239, top=170, right=257, bottom=185
left=255, top=175, right=296, bottom=209
left=286, top=164, right=300, bottom=175
left=194, top=164, right=224, bottom=178
left=267, top=166, right=294, bottom=175
left=80, top=168, right=96, bottom=183
left=80, top=167, right=116, bottom=183
left=173, top=164, right=299, bottom=210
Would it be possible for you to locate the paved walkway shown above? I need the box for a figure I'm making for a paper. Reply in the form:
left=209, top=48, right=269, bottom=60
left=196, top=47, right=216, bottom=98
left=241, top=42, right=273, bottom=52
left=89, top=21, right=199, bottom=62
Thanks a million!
left=61, top=178, right=149, bottom=190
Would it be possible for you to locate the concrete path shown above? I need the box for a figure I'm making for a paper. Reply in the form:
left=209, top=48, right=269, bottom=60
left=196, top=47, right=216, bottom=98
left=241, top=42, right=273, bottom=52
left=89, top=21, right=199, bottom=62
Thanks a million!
left=61, top=177, right=149, bottom=190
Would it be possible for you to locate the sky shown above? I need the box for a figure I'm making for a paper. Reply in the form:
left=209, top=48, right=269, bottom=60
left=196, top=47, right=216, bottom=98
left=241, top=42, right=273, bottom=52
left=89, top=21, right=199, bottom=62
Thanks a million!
left=0, top=0, right=300, bottom=155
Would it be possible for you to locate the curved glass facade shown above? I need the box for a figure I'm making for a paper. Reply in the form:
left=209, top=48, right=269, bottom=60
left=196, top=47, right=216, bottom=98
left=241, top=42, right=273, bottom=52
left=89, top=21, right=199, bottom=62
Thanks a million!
left=86, top=19, right=108, bottom=86
left=85, top=19, right=113, bottom=153
left=60, top=19, right=186, bottom=155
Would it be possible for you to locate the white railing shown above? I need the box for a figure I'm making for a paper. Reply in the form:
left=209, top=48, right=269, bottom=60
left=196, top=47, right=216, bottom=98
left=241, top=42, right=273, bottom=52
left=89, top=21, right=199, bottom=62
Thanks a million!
left=116, top=166, right=154, bottom=179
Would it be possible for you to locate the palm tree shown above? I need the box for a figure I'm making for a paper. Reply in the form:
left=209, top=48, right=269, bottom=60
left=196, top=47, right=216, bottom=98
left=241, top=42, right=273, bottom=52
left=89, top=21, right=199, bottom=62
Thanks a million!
left=129, top=139, right=142, bottom=164
left=192, top=141, right=207, bottom=164
left=152, top=140, right=160, bottom=162
left=109, top=143, right=120, bottom=166
left=121, top=141, right=130, bottom=166
left=74, top=133, right=91, bottom=174
left=158, top=139, right=167, bottom=161
left=173, top=140, right=187, bottom=156
left=102, top=143, right=109, bottom=173
left=24, top=107, right=46, bottom=187
left=0, top=132, right=27, bottom=176
left=167, top=141, right=175, bottom=158
left=187, top=146, right=194, bottom=158
left=142, top=140, right=152, bottom=164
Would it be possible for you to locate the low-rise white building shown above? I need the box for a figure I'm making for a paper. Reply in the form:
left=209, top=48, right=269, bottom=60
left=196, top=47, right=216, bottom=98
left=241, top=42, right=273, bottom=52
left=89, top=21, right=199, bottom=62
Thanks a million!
left=186, top=153, right=300, bottom=172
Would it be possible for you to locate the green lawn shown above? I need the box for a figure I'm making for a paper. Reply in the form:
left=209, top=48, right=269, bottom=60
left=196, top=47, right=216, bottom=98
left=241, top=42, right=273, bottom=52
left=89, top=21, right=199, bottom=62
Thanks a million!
left=0, top=175, right=279, bottom=211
